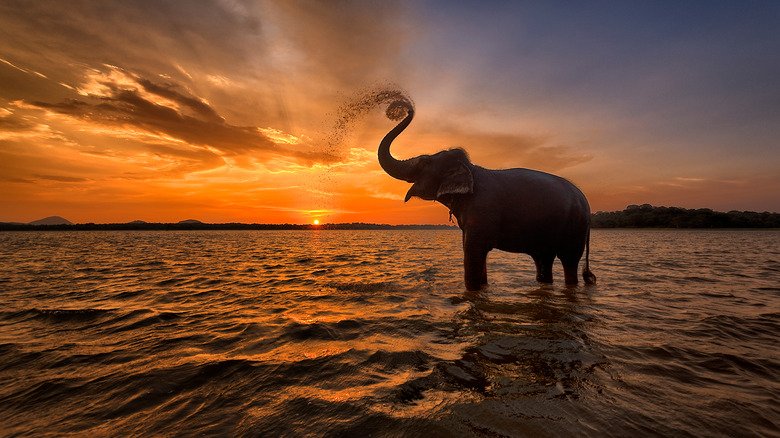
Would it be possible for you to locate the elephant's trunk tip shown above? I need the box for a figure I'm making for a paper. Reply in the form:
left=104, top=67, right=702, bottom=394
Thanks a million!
left=386, top=100, right=414, bottom=121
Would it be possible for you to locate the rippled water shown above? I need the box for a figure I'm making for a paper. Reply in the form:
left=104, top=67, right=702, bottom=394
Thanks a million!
left=1, top=229, right=778, bottom=437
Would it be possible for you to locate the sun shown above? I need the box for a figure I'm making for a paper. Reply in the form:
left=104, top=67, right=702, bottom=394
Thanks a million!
left=313, top=219, right=320, bottom=225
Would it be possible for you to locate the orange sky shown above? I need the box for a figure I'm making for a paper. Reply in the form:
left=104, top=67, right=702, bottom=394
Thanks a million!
left=2, top=2, right=779, bottom=224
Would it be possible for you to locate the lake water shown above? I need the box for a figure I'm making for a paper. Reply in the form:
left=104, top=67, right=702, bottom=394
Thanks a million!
left=0, top=229, right=778, bottom=437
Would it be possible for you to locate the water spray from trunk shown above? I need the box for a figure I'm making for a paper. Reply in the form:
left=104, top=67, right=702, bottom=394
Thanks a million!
left=324, top=88, right=414, bottom=158
left=312, top=88, right=414, bottom=221
left=327, top=87, right=417, bottom=183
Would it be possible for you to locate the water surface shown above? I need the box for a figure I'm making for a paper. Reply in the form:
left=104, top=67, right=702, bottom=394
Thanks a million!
left=0, top=229, right=778, bottom=436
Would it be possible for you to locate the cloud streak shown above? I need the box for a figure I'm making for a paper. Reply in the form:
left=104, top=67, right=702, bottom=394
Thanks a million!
left=29, top=66, right=337, bottom=167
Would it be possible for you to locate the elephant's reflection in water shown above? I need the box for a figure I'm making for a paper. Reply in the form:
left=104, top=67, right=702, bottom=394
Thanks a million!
left=398, top=285, right=604, bottom=402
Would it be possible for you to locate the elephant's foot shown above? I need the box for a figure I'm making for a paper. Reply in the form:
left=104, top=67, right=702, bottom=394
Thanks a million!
left=465, top=283, right=483, bottom=291
left=536, top=274, right=554, bottom=284
left=464, top=274, right=488, bottom=291
left=563, top=266, right=579, bottom=285
left=465, top=278, right=487, bottom=291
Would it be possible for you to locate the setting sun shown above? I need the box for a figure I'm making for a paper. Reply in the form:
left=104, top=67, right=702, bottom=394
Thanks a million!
left=313, top=220, right=320, bottom=225
left=1, top=2, right=778, bottom=225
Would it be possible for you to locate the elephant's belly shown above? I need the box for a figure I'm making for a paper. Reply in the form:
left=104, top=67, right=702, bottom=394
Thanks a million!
left=494, top=237, right=537, bottom=255
left=495, top=242, right=534, bottom=254
left=493, top=228, right=559, bottom=255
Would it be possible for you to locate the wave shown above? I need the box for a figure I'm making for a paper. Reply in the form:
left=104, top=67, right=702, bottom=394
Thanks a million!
left=2, top=229, right=779, bottom=437
left=0, top=307, right=113, bottom=323
left=693, top=313, right=780, bottom=346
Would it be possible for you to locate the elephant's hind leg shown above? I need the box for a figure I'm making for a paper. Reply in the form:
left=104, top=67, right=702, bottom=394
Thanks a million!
left=560, top=256, right=581, bottom=285
left=562, top=262, right=579, bottom=285
left=532, top=254, right=555, bottom=283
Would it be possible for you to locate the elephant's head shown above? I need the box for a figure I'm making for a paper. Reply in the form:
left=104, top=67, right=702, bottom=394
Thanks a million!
left=378, top=101, right=474, bottom=203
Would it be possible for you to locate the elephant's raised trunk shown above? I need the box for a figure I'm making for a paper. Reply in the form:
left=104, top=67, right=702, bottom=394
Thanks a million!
left=378, top=102, right=418, bottom=183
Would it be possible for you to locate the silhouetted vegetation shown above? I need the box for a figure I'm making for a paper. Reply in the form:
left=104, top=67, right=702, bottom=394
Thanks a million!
left=3, top=205, right=779, bottom=231
left=591, top=204, right=780, bottom=228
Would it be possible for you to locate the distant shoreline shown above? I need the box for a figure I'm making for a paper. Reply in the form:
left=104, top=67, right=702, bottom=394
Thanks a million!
left=2, top=225, right=778, bottom=232
left=2, top=205, right=779, bottom=231
left=0, top=222, right=460, bottom=231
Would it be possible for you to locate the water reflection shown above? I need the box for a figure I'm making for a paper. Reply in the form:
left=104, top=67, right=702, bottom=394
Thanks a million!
left=420, top=285, right=605, bottom=402
left=2, top=230, right=778, bottom=437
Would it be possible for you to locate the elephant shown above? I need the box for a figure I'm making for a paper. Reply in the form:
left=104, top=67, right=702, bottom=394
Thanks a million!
left=377, top=101, right=596, bottom=291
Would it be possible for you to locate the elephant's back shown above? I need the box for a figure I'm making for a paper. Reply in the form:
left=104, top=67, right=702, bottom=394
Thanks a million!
left=486, top=168, right=590, bottom=253
left=494, top=168, right=588, bottom=211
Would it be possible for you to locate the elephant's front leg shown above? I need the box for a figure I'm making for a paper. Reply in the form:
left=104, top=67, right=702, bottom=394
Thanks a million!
left=463, top=235, right=489, bottom=291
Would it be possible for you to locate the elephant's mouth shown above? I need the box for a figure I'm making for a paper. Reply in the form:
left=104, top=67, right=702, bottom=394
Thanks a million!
left=404, top=182, right=435, bottom=202
left=404, top=185, right=416, bottom=202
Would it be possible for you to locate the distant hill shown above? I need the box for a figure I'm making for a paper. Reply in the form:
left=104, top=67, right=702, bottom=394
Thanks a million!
left=128, top=220, right=148, bottom=224
left=178, top=219, right=203, bottom=224
left=28, top=216, right=73, bottom=225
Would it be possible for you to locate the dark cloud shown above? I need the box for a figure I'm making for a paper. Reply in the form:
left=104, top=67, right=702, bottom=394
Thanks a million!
left=0, top=0, right=289, bottom=132
left=28, top=69, right=339, bottom=165
left=136, top=78, right=224, bottom=124
left=0, top=1, right=266, bottom=80
left=34, top=174, right=91, bottom=182
left=1, top=177, right=35, bottom=184
left=0, top=113, right=36, bottom=131
left=143, top=144, right=226, bottom=176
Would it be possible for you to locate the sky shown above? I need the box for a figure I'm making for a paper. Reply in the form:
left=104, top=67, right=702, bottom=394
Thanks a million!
left=1, top=1, right=779, bottom=224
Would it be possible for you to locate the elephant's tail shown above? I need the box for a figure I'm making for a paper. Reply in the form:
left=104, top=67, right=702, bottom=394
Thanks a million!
left=583, top=228, right=596, bottom=284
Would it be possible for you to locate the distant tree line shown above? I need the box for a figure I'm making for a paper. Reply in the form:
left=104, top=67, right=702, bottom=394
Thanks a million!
left=0, top=222, right=458, bottom=231
left=591, top=204, right=780, bottom=228
left=3, top=205, right=779, bottom=231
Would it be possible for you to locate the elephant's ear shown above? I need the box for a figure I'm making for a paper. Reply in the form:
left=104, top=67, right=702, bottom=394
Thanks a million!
left=436, top=162, right=473, bottom=198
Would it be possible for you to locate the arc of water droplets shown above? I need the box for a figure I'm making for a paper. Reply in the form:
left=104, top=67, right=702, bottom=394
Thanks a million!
left=312, top=89, right=414, bottom=222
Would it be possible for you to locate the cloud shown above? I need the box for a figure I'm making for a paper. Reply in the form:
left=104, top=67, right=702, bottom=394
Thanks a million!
left=266, top=1, right=410, bottom=86
left=674, top=177, right=706, bottom=183
left=28, top=65, right=339, bottom=166
left=0, top=112, right=36, bottom=132
left=0, top=57, right=46, bottom=78
left=0, top=1, right=266, bottom=75
left=406, top=122, right=593, bottom=172
left=1, top=1, right=416, bottom=169
left=34, top=174, right=91, bottom=183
